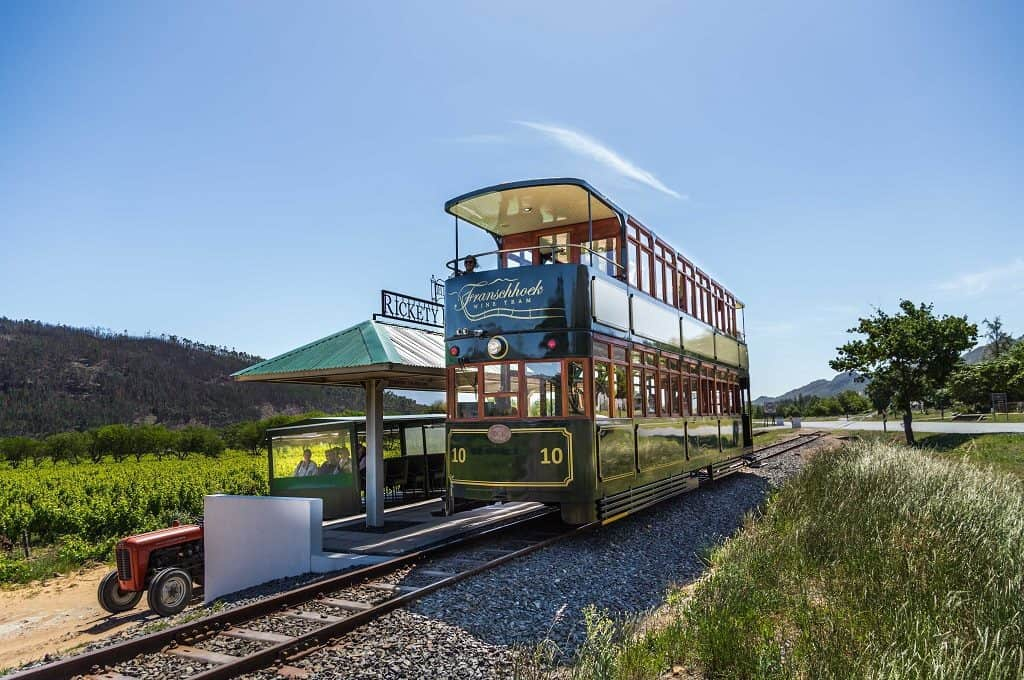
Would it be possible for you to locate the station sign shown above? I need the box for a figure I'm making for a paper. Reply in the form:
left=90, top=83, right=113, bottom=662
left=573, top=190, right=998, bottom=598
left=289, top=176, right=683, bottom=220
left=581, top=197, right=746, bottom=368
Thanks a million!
left=378, top=290, right=444, bottom=329
left=764, top=402, right=777, bottom=415
left=991, top=392, right=1008, bottom=413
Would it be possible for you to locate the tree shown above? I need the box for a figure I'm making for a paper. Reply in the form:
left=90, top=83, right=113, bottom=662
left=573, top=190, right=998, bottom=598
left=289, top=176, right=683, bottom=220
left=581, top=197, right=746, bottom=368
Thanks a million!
left=44, top=431, right=89, bottom=465
left=982, top=317, right=1015, bottom=359
left=949, top=340, right=1024, bottom=410
left=837, top=390, right=870, bottom=418
left=830, top=301, right=977, bottom=445
left=866, top=376, right=896, bottom=432
left=95, top=424, right=133, bottom=462
left=0, top=437, right=38, bottom=468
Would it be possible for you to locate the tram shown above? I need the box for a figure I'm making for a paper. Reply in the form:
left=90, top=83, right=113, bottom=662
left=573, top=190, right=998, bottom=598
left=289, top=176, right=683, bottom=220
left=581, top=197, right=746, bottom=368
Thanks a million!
left=443, top=179, right=752, bottom=524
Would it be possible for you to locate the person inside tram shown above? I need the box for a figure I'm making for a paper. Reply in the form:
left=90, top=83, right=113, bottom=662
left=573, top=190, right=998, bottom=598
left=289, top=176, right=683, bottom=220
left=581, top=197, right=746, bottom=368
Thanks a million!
left=318, top=447, right=342, bottom=475
left=463, top=254, right=478, bottom=273
left=293, top=448, right=318, bottom=477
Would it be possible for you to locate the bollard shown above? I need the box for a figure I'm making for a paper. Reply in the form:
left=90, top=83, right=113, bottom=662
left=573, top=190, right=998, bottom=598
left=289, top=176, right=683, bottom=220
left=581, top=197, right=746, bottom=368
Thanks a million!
left=22, top=529, right=31, bottom=558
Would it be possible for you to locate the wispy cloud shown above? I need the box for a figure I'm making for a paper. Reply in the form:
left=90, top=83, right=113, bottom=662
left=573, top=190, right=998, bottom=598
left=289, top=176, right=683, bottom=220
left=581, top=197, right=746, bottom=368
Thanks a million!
left=449, top=133, right=508, bottom=144
left=938, top=258, right=1024, bottom=296
left=515, top=121, right=684, bottom=200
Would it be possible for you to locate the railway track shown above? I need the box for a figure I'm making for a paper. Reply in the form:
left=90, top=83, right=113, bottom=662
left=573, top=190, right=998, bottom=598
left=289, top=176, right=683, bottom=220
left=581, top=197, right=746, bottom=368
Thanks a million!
left=10, top=431, right=827, bottom=680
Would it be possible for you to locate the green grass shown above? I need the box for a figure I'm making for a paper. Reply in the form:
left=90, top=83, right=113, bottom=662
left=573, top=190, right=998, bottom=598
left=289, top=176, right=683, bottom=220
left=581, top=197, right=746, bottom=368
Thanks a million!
left=836, top=431, right=1024, bottom=477
left=535, top=441, right=1024, bottom=679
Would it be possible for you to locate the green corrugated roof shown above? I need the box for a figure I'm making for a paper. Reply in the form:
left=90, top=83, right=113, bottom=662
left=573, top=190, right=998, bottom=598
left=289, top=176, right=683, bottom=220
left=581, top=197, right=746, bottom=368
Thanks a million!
left=232, top=320, right=409, bottom=378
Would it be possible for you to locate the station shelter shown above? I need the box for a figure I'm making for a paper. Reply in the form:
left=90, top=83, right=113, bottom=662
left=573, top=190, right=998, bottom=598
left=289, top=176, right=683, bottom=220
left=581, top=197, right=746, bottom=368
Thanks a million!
left=232, top=319, right=445, bottom=528
left=263, top=414, right=447, bottom=519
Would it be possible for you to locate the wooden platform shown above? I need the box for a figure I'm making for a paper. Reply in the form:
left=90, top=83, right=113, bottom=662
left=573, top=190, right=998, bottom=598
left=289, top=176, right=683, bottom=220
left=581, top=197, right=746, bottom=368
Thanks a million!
left=320, top=499, right=549, bottom=556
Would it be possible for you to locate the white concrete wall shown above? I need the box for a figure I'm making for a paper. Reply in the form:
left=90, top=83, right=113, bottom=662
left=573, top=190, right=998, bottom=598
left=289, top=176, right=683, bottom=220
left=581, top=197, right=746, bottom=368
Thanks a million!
left=203, top=495, right=323, bottom=603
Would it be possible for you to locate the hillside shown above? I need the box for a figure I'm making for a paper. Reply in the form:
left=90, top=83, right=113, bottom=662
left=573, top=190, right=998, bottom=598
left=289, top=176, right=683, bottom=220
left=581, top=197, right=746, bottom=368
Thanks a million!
left=754, top=372, right=866, bottom=406
left=962, top=335, right=1024, bottom=365
left=0, top=318, right=425, bottom=436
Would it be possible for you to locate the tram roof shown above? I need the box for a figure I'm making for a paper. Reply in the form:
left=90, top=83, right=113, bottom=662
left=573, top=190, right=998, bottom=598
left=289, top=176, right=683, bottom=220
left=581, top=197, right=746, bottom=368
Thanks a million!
left=444, top=178, right=624, bottom=237
left=232, top=320, right=444, bottom=390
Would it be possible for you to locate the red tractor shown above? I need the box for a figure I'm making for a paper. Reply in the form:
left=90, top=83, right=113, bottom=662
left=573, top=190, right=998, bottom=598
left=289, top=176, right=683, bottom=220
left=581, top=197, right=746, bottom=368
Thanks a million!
left=97, top=522, right=204, bottom=617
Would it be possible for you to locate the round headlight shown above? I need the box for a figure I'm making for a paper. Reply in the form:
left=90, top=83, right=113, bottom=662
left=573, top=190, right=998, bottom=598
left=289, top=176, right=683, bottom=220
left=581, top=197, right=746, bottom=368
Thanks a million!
left=486, top=336, right=508, bottom=359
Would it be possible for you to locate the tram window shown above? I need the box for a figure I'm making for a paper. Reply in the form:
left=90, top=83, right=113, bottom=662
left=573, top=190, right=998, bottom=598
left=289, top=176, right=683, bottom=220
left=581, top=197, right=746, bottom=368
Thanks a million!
left=538, top=232, right=571, bottom=264
left=659, top=372, right=670, bottom=415
left=483, top=363, right=519, bottom=393
left=670, top=375, right=681, bottom=415
left=631, top=368, right=644, bottom=415
left=611, top=345, right=627, bottom=363
left=627, top=240, right=639, bottom=287
left=454, top=368, right=479, bottom=419
left=567, top=361, right=586, bottom=416
left=644, top=351, right=657, bottom=367
left=586, top=237, right=618, bottom=277
left=653, top=253, right=664, bottom=300
left=403, top=426, right=425, bottom=455
left=593, top=340, right=610, bottom=359
left=483, top=363, right=519, bottom=418
left=645, top=371, right=658, bottom=416
left=613, top=364, right=629, bottom=417
left=594, top=362, right=611, bottom=418
left=424, top=425, right=446, bottom=454
left=505, top=249, right=534, bottom=268
left=525, top=362, right=563, bottom=417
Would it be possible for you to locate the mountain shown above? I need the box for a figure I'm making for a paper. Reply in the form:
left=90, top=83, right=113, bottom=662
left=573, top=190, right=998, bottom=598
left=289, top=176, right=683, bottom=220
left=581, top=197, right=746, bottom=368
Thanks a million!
left=754, top=372, right=866, bottom=406
left=0, top=318, right=425, bottom=436
left=961, top=335, right=1024, bottom=365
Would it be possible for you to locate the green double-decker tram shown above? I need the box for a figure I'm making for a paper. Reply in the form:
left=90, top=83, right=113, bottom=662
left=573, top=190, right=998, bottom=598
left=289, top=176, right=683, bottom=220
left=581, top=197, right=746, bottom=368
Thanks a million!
left=443, top=179, right=752, bottom=524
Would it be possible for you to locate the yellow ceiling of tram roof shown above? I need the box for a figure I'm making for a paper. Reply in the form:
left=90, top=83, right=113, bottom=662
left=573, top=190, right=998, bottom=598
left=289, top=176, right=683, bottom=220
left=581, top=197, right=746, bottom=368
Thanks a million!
left=448, top=183, right=619, bottom=236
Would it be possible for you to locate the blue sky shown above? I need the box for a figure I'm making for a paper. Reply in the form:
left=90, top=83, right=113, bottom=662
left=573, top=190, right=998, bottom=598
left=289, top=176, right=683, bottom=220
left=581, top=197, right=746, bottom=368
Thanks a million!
left=1, top=1, right=1021, bottom=399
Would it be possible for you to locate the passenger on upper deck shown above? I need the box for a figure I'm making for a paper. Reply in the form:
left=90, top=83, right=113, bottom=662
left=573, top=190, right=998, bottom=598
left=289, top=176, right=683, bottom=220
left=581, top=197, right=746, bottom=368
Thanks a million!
left=463, top=255, right=477, bottom=273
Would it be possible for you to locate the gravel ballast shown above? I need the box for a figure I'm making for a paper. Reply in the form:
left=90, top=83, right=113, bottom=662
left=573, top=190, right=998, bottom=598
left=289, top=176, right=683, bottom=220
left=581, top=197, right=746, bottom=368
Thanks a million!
left=245, top=439, right=827, bottom=679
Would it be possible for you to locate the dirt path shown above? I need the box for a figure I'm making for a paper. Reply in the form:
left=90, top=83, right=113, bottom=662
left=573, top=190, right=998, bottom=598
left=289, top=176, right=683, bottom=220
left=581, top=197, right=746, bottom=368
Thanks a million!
left=0, top=564, right=160, bottom=672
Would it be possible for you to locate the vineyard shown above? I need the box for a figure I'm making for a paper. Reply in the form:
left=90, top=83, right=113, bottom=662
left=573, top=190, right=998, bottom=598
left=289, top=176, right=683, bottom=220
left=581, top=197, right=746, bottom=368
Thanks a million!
left=0, top=451, right=267, bottom=583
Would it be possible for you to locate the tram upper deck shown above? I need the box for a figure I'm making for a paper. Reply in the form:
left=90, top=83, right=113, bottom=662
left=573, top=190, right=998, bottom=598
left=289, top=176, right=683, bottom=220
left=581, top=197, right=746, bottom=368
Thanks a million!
left=444, top=178, right=748, bottom=372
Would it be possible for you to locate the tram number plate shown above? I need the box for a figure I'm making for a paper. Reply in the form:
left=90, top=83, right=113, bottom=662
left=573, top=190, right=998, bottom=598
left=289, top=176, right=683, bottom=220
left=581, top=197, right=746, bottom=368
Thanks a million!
left=450, top=447, right=467, bottom=463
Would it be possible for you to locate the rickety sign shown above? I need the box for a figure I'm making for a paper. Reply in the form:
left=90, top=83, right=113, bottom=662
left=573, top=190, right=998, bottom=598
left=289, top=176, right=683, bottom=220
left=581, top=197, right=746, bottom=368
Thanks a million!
left=378, top=290, right=444, bottom=328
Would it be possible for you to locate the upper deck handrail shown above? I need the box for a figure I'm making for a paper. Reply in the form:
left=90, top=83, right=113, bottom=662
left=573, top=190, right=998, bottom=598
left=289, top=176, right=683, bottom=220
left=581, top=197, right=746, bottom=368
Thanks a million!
left=445, top=243, right=624, bottom=275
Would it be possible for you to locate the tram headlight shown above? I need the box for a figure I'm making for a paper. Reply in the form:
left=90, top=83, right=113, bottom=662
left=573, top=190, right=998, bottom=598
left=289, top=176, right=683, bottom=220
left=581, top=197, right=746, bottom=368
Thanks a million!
left=486, top=335, right=508, bottom=359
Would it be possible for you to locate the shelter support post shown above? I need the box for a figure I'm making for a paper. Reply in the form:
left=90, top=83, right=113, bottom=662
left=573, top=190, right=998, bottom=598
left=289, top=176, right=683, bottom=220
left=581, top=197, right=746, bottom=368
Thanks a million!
left=365, top=378, right=385, bottom=528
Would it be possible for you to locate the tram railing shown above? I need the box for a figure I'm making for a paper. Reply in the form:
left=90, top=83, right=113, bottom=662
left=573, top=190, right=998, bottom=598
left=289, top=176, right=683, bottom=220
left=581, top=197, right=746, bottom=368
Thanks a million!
left=445, top=243, right=624, bottom=277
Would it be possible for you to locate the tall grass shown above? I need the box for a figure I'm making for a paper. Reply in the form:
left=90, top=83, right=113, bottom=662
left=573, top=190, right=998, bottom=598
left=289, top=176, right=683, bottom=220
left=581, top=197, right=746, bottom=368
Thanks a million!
left=536, top=441, right=1024, bottom=679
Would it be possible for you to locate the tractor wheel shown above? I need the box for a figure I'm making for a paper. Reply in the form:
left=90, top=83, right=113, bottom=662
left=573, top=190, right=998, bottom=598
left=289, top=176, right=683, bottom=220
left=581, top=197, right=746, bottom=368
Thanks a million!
left=97, top=570, right=143, bottom=613
left=147, top=568, right=193, bottom=617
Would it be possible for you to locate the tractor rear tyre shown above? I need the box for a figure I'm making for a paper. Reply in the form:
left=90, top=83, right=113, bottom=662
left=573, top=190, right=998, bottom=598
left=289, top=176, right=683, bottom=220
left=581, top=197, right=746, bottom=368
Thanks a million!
left=97, top=570, right=143, bottom=614
left=147, top=568, right=193, bottom=617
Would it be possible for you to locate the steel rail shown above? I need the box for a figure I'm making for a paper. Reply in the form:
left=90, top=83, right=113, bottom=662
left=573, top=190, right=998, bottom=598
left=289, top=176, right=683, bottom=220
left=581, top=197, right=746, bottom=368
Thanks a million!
left=189, top=521, right=599, bottom=680
left=5, top=506, right=558, bottom=680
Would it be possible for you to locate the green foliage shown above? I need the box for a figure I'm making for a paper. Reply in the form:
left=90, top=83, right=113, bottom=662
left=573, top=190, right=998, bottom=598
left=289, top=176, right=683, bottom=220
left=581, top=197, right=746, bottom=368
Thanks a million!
left=830, top=300, right=977, bottom=444
left=982, top=316, right=1016, bottom=359
left=948, top=341, right=1024, bottom=411
left=0, top=450, right=267, bottom=583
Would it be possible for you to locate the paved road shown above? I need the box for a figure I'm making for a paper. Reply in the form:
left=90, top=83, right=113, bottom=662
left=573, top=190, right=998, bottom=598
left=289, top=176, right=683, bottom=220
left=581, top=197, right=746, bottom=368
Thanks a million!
left=798, top=419, right=1024, bottom=434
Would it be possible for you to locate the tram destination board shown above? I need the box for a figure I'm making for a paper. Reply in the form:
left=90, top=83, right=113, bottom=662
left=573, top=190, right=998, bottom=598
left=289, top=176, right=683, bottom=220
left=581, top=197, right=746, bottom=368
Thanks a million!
left=378, top=290, right=444, bottom=328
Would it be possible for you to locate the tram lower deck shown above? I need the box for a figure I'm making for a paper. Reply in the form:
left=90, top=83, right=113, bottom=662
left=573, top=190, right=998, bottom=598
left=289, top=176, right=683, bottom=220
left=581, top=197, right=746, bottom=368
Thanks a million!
left=448, top=415, right=747, bottom=523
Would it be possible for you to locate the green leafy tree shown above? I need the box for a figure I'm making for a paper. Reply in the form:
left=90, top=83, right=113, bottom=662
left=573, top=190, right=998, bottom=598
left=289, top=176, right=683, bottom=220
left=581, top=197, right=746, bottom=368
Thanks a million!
left=948, top=340, right=1024, bottom=410
left=44, top=431, right=89, bottom=465
left=95, top=424, right=133, bottom=462
left=982, top=317, right=1015, bottom=359
left=837, top=390, right=871, bottom=417
left=0, top=437, right=38, bottom=468
left=830, top=301, right=977, bottom=445
left=866, top=376, right=896, bottom=432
